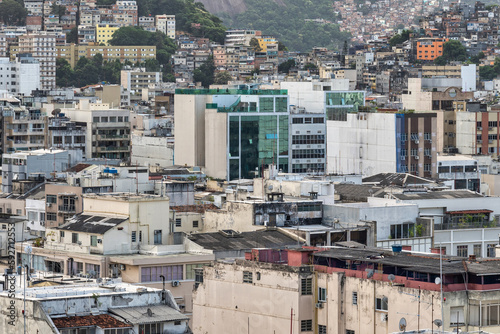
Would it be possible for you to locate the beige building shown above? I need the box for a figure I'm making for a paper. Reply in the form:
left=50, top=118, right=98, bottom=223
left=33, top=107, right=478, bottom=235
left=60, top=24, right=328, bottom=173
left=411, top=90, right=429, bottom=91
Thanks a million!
left=44, top=183, right=83, bottom=228
left=59, top=100, right=131, bottom=160
left=194, top=246, right=500, bottom=334
left=56, top=44, right=157, bottom=68
left=156, top=14, right=176, bottom=39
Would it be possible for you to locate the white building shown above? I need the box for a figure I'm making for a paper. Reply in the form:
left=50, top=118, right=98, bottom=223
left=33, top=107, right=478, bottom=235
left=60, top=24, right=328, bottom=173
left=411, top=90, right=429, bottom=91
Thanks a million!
left=120, top=68, right=162, bottom=93
left=0, top=56, right=40, bottom=95
left=155, top=14, right=175, bottom=39
left=437, top=154, right=480, bottom=191
left=18, top=32, right=56, bottom=90
left=1, top=149, right=83, bottom=193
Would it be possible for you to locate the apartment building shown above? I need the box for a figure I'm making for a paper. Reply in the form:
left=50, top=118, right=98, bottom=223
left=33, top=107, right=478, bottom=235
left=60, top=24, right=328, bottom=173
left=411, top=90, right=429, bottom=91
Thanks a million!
left=47, top=115, right=87, bottom=156
left=112, top=0, right=138, bottom=26
left=61, top=101, right=131, bottom=160
left=44, top=182, right=84, bottom=228
left=1, top=101, right=47, bottom=154
left=155, top=14, right=176, bottom=39
left=416, top=37, right=447, bottom=61
left=95, top=24, right=119, bottom=45
left=77, top=24, right=96, bottom=44
left=120, top=68, right=162, bottom=92
left=17, top=32, right=56, bottom=90
left=1, top=149, right=83, bottom=193
left=56, top=44, right=157, bottom=68
left=0, top=281, right=188, bottom=334
left=194, top=246, right=500, bottom=334
left=224, top=29, right=260, bottom=46
left=0, top=56, right=40, bottom=96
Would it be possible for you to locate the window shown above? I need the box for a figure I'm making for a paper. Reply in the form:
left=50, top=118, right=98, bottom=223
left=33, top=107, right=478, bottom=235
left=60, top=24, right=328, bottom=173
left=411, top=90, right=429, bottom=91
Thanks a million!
left=72, top=233, right=79, bottom=244
left=457, top=245, right=468, bottom=257
left=104, top=329, right=129, bottom=334
left=243, top=271, right=253, bottom=283
left=438, top=166, right=450, bottom=173
left=352, top=292, right=358, bottom=305
left=131, top=231, right=136, bottom=242
left=91, top=235, right=97, bottom=247
left=154, top=230, right=162, bottom=244
left=487, top=244, right=496, bottom=257
left=390, top=223, right=415, bottom=239
left=318, top=287, right=326, bottom=302
left=376, top=297, right=388, bottom=311
left=318, top=325, right=327, bottom=334
left=47, top=212, right=57, bottom=221
left=346, top=331, right=355, bottom=334
left=301, top=278, right=312, bottom=295
left=139, top=231, right=142, bottom=242
left=450, top=306, right=465, bottom=326
left=139, top=324, right=161, bottom=334
left=175, top=218, right=181, bottom=227
left=141, top=265, right=183, bottom=282
left=424, top=164, right=431, bottom=172
left=473, top=244, right=481, bottom=258
left=193, top=220, right=199, bottom=228
left=46, top=195, right=57, bottom=203
left=301, top=320, right=312, bottom=332
left=60, top=231, right=65, bottom=238
left=186, top=263, right=208, bottom=280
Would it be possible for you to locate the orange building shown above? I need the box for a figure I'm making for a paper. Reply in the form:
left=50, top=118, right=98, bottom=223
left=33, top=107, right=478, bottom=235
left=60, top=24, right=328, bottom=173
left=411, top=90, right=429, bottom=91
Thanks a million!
left=416, top=37, right=447, bottom=61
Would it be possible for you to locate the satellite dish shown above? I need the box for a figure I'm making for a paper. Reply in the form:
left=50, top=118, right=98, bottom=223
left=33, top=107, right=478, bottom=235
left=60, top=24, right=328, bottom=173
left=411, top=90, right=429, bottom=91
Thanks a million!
left=434, top=319, right=443, bottom=328
left=147, top=308, right=153, bottom=317
left=388, top=274, right=396, bottom=282
left=399, top=317, right=407, bottom=331
left=382, top=296, right=388, bottom=304
left=435, top=277, right=441, bottom=285
left=367, top=269, right=374, bottom=278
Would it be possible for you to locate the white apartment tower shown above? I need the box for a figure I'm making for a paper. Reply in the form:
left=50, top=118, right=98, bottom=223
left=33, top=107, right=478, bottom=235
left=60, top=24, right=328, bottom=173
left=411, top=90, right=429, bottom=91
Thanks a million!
left=18, top=32, right=56, bottom=90
left=155, top=15, right=176, bottom=39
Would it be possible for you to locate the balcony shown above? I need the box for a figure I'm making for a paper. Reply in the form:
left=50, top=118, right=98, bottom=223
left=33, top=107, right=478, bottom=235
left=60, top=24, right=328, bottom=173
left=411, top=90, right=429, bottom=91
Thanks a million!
left=97, top=134, right=130, bottom=140
left=58, top=205, right=76, bottom=212
left=96, top=146, right=130, bottom=152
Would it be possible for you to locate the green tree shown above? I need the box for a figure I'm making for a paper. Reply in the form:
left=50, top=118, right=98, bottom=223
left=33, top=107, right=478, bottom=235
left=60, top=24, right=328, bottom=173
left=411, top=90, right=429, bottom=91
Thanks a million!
left=434, top=40, right=467, bottom=65
left=56, top=58, right=74, bottom=87
left=389, top=30, right=411, bottom=46
left=193, top=56, right=215, bottom=88
left=144, top=58, right=160, bottom=72
left=303, top=63, right=318, bottom=71
left=51, top=4, right=67, bottom=23
left=66, top=27, right=78, bottom=44
left=214, top=71, right=232, bottom=84
left=249, top=38, right=262, bottom=52
left=278, top=41, right=288, bottom=51
left=278, top=59, right=296, bottom=74
left=0, top=0, right=27, bottom=26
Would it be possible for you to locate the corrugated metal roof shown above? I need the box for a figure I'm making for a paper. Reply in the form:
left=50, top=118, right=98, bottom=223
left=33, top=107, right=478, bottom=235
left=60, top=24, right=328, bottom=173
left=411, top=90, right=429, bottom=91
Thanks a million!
left=109, top=305, right=188, bottom=324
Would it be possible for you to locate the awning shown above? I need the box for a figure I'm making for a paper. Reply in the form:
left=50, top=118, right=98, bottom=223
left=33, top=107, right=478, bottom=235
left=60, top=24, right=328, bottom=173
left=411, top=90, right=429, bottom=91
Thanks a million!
left=109, top=305, right=188, bottom=325
left=445, top=209, right=493, bottom=215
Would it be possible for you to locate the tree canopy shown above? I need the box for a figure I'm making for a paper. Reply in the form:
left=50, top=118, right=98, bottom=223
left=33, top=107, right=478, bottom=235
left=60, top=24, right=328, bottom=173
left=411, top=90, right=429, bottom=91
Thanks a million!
left=221, top=0, right=350, bottom=51
left=193, top=56, right=215, bottom=88
left=129, top=0, right=227, bottom=44
left=278, top=59, right=296, bottom=74
left=0, top=0, right=27, bottom=26
left=434, top=40, right=467, bottom=65
left=389, top=30, right=412, bottom=47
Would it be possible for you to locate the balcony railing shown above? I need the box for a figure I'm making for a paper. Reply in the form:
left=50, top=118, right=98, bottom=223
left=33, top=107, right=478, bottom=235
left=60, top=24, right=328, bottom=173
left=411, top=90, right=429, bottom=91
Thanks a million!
left=58, top=205, right=76, bottom=212
left=96, top=146, right=130, bottom=152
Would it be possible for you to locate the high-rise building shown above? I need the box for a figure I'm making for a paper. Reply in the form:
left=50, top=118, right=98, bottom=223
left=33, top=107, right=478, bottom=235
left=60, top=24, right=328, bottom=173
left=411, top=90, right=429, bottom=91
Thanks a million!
left=155, top=15, right=175, bottom=39
left=175, top=88, right=290, bottom=180
left=18, top=32, right=56, bottom=90
left=0, top=55, right=40, bottom=95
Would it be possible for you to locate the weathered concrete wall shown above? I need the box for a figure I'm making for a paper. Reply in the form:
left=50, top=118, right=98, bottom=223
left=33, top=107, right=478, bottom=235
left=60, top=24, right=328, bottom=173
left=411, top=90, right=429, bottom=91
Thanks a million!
left=131, top=135, right=174, bottom=167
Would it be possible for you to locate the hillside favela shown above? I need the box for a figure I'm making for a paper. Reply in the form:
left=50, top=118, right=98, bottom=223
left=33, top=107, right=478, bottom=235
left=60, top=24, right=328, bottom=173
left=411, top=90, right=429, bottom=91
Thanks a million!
left=4, top=0, right=500, bottom=333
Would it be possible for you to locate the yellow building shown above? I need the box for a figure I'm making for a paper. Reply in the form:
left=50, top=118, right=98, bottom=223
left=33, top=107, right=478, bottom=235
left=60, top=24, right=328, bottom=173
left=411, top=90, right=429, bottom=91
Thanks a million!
left=256, top=36, right=278, bottom=52
left=96, top=24, right=119, bottom=45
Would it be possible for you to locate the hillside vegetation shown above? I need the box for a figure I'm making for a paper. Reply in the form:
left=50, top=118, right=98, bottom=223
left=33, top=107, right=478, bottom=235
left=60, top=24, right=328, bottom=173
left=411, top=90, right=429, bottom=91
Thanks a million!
left=204, top=0, right=351, bottom=51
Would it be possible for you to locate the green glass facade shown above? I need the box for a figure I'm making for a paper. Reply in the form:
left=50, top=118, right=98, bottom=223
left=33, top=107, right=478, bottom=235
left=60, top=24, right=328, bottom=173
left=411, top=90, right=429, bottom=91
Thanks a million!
left=325, top=91, right=365, bottom=121
left=224, top=95, right=290, bottom=180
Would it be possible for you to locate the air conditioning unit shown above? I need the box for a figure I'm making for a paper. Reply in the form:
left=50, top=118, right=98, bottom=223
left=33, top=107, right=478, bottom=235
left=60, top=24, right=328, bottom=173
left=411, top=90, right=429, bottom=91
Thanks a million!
left=414, top=140, right=419, bottom=144
left=97, top=239, right=102, bottom=243
left=316, top=303, right=324, bottom=309
left=478, top=140, right=482, bottom=143
left=489, top=127, right=493, bottom=131
left=414, top=156, right=419, bottom=160
left=478, top=127, right=483, bottom=130
left=46, top=203, right=52, bottom=207
left=172, top=280, right=180, bottom=287
left=401, top=156, right=406, bottom=160
left=119, top=264, right=126, bottom=271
